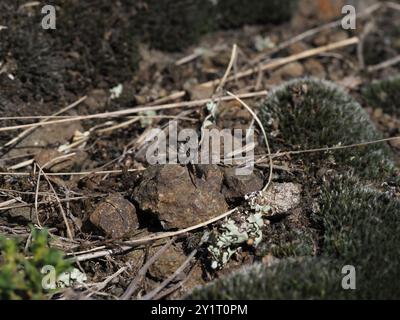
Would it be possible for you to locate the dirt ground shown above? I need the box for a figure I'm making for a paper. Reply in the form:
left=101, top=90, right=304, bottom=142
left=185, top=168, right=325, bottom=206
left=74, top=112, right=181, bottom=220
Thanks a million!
left=0, top=0, right=399, bottom=300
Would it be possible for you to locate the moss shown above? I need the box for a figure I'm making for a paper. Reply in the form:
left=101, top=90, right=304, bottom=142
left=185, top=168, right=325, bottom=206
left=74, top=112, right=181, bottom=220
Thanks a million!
left=257, top=221, right=315, bottom=259
left=216, top=0, right=297, bottom=29
left=314, top=176, right=400, bottom=298
left=0, top=1, right=140, bottom=99
left=134, top=0, right=296, bottom=52
left=265, top=230, right=314, bottom=258
left=0, top=2, right=67, bottom=101
left=363, top=76, right=400, bottom=118
left=134, top=0, right=217, bottom=52
left=57, top=0, right=140, bottom=88
left=260, top=78, right=395, bottom=182
left=188, top=258, right=347, bottom=299
left=363, top=9, right=400, bottom=66
left=188, top=176, right=400, bottom=299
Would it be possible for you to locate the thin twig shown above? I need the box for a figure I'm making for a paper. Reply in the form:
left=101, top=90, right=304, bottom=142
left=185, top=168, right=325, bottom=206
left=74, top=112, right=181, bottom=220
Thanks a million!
left=88, top=267, right=127, bottom=294
left=140, top=249, right=198, bottom=300
left=0, top=168, right=143, bottom=177
left=0, top=92, right=267, bottom=133
left=0, top=195, right=106, bottom=212
left=153, top=263, right=197, bottom=300
left=200, top=44, right=239, bottom=145
left=226, top=91, right=273, bottom=192
left=2, top=96, right=86, bottom=148
left=34, top=164, right=43, bottom=229
left=200, top=37, right=359, bottom=89
left=386, top=1, right=400, bottom=11
left=357, top=21, right=375, bottom=70
left=367, top=55, right=400, bottom=72
left=71, top=245, right=135, bottom=262
left=122, top=208, right=237, bottom=247
left=7, top=159, right=34, bottom=170
left=37, top=164, right=74, bottom=240
left=271, top=136, right=400, bottom=159
left=120, top=238, right=176, bottom=300
left=215, top=44, right=238, bottom=96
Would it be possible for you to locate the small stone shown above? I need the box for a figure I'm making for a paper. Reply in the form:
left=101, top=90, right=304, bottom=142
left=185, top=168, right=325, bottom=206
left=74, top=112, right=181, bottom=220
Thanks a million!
left=250, top=183, right=302, bottom=216
left=288, top=41, right=309, bottom=55
left=89, top=194, right=138, bottom=238
left=149, top=245, right=187, bottom=280
left=6, top=207, right=36, bottom=222
left=35, top=149, right=63, bottom=168
left=195, top=164, right=224, bottom=192
left=373, top=108, right=383, bottom=119
left=304, top=59, right=326, bottom=78
left=316, top=0, right=345, bottom=21
left=329, top=31, right=349, bottom=43
left=84, top=89, right=108, bottom=112
left=275, top=62, right=304, bottom=79
left=188, top=83, right=214, bottom=100
left=313, top=31, right=329, bottom=46
left=7, top=122, right=83, bottom=160
left=222, top=168, right=264, bottom=201
left=389, top=138, right=400, bottom=149
left=34, top=149, right=83, bottom=172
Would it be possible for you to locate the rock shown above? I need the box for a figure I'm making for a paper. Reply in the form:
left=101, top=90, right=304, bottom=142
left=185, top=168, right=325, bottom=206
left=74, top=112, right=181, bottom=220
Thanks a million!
left=222, top=168, right=264, bottom=201
left=35, top=149, right=63, bottom=168
left=34, top=149, right=87, bottom=172
left=188, top=83, right=214, bottom=100
left=195, top=164, right=224, bottom=192
left=313, top=31, right=329, bottom=46
left=299, top=0, right=345, bottom=22
left=389, top=138, right=400, bottom=150
left=304, top=59, right=326, bottom=78
left=132, top=165, right=229, bottom=230
left=373, top=108, right=384, bottom=119
left=329, top=31, right=349, bottom=43
left=6, top=206, right=36, bottom=222
left=7, top=122, right=83, bottom=160
left=84, top=89, right=108, bottom=113
left=288, top=41, right=310, bottom=55
left=149, top=244, right=187, bottom=280
left=275, top=62, right=304, bottom=79
left=315, top=0, right=345, bottom=21
left=89, top=194, right=138, bottom=238
left=250, top=183, right=302, bottom=216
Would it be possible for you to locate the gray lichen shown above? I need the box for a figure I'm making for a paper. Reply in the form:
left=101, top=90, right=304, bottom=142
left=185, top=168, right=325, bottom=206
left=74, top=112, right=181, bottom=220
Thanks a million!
left=208, top=210, right=264, bottom=270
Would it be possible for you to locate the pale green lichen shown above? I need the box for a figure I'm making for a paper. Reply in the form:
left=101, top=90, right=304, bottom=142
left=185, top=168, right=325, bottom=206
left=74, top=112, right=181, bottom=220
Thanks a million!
left=208, top=212, right=264, bottom=269
left=245, top=191, right=272, bottom=215
left=57, top=268, right=87, bottom=288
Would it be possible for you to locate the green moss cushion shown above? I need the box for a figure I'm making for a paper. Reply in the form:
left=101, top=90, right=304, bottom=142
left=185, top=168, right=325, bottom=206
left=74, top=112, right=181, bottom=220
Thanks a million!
left=134, top=0, right=216, bottom=52
left=363, top=76, right=400, bottom=118
left=260, top=78, right=395, bottom=181
left=216, top=0, right=297, bottom=29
